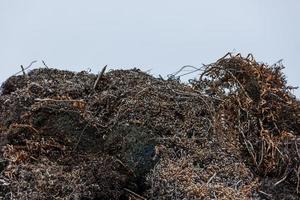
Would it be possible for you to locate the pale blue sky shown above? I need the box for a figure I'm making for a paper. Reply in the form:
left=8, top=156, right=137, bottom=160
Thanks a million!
left=0, top=0, right=299, bottom=96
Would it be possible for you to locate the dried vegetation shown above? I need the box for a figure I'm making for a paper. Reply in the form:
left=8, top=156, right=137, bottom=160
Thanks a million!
left=0, top=54, right=299, bottom=199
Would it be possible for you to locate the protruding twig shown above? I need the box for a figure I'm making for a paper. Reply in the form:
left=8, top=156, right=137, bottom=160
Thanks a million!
left=27, top=60, right=38, bottom=69
left=93, top=65, right=107, bottom=90
left=124, top=188, right=147, bottom=200
left=42, top=60, right=49, bottom=68
left=13, top=60, right=37, bottom=76
left=116, top=159, right=135, bottom=176
left=73, top=123, right=89, bottom=151
left=41, top=60, right=57, bottom=81
left=258, top=190, right=272, bottom=198
left=274, top=175, right=288, bottom=186
left=35, top=98, right=85, bottom=103
left=207, top=172, right=217, bottom=185
left=20, top=65, right=26, bottom=76
left=168, top=65, right=201, bottom=79
left=10, top=123, right=39, bottom=134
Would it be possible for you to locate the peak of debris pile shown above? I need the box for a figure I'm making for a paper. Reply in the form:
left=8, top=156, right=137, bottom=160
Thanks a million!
left=0, top=54, right=299, bottom=200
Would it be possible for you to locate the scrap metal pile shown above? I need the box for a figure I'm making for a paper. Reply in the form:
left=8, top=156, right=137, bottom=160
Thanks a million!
left=0, top=54, right=299, bottom=199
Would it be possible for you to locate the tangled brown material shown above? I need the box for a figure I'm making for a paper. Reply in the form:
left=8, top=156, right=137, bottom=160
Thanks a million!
left=0, top=54, right=299, bottom=199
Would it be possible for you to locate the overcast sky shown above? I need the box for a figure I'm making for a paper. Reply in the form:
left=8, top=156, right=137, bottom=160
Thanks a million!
left=0, top=0, right=299, bottom=97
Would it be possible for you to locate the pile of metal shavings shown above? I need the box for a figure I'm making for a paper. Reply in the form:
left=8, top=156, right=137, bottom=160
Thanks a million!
left=0, top=54, right=299, bottom=200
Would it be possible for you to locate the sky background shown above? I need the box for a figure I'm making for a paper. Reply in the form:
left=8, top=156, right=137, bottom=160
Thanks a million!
left=0, top=0, right=299, bottom=97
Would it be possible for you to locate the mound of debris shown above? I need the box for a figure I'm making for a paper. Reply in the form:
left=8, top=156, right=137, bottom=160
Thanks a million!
left=0, top=54, right=299, bottom=200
